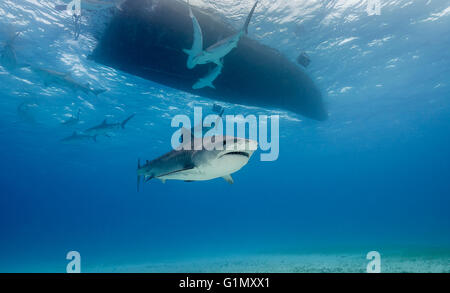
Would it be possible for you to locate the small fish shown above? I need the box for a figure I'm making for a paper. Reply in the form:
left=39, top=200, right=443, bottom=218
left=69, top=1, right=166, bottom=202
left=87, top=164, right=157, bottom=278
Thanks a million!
left=62, top=109, right=81, bottom=126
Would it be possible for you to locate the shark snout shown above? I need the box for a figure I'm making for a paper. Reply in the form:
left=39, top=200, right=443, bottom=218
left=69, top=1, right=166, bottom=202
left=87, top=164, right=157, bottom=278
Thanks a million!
left=221, top=137, right=258, bottom=158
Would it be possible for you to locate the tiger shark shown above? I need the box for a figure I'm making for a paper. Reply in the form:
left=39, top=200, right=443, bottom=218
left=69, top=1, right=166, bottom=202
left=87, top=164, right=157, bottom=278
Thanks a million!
left=84, top=114, right=135, bottom=136
left=183, top=0, right=203, bottom=70
left=136, top=136, right=257, bottom=190
left=192, top=63, right=223, bottom=90
left=191, top=1, right=258, bottom=66
left=30, top=67, right=106, bottom=96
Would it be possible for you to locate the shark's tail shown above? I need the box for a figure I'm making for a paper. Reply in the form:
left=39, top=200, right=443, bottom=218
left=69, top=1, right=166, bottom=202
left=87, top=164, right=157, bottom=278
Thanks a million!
left=121, top=113, right=135, bottom=129
left=92, top=135, right=97, bottom=143
left=243, top=1, right=258, bottom=35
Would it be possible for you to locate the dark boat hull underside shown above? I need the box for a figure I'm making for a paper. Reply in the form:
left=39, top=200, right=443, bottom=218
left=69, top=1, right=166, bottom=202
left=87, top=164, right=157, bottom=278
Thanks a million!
left=91, top=0, right=327, bottom=121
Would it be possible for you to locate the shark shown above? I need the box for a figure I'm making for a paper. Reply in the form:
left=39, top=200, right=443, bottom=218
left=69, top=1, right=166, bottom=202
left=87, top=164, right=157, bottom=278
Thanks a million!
left=1, top=32, right=20, bottom=71
left=191, top=1, right=258, bottom=66
left=30, top=67, right=106, bottom=96
left=183, top=0, right=203, bottom=70
left=61, top=131, right=97, bottom=143
left=192, top=62, right=223, bottom=90
left=136, top=136, right=257, bottom=190
left=62, top=109, right=81, bottom=126
left=84, top=114, right=135, bottom=137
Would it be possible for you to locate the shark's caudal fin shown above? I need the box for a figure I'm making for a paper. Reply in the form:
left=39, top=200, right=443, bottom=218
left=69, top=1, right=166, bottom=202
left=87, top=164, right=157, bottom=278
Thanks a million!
left=243, top=1, right=259, bottom=35
left=92, top=135, right=97, bottom=142
left=121, top=113, right=135, bottom=129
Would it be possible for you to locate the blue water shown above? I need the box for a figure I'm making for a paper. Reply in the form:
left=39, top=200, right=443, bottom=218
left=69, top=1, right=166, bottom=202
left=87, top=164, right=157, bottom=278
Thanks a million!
left=1, top=0, right=449, bottom=272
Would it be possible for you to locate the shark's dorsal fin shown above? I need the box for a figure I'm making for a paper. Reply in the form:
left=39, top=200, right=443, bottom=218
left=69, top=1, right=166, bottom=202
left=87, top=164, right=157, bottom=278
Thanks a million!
left=102, top=118, right=107, bottom=125
left=223, top=175, right=234, bottom=184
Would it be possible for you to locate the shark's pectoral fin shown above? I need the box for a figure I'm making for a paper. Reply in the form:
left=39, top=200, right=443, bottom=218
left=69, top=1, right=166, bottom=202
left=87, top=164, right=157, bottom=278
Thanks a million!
left=183, top=49, right=192, bottom=55
left=223, top=175, right=234, bottom=184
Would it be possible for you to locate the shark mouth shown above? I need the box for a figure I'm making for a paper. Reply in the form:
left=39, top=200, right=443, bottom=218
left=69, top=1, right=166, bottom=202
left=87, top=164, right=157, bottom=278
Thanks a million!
left=220, top=151, right=250, bottom=158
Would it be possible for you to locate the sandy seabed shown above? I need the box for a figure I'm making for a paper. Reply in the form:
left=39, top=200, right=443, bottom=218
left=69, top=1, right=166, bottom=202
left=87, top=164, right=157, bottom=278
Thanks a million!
left=89, top=253, right=450, bottom=273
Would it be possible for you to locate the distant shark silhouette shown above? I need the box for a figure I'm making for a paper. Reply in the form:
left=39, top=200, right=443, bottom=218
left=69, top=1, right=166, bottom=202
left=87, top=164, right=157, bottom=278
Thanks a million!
left=30, top=67, right=106, bottom=96
left=84, top=114, right=135, bottom=137
left=61, top=131, right=97, bottom=143
left=91, top=0, right=327, bottom=121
